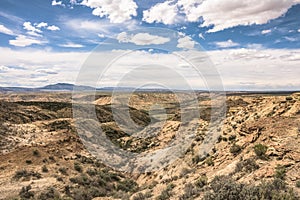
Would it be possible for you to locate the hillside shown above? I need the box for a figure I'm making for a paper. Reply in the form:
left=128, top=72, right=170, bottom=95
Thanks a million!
left=0, top=92, right=299, bottom=199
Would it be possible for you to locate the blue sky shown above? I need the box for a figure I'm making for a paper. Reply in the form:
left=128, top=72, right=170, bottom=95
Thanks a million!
left=0, top=0, right=300, bottom=90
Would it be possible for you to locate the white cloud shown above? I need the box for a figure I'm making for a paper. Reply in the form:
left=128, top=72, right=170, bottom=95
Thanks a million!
left=215, top=40, right=239, bottom=48
left=117, top=32, right=170, bottom=45
left=198, top=33, right=205, bottom=40
left=52, top=0, right=65, bottom=6
left=9, top=35, right=46, bottom=47
left=98, top=33, right=105, bottom=38
left=47, top=25, right=60, bottom=31
left=144, top=0, right=300, bottom=32
left=261, top=29, right=271, bottom=34
left=23, top=22, right=41, bottom=33
left=297, top=29, right=300, bottom=32
left=81, top=0, right=137, bottom=23
left=27, top=31, right=42, bottom=37
left=197, top=0, right=300, bottom=32
left=65, top=18, right=137, bottom=37
left=0, top=47, right=299, bottom=90
left=0, top=47, right=88, bottom=87
left=207, top=48, right=300, bottom=90
left=36, top=22, right=48, bottom=28
left=143, top=1, right=178, bottom=25
left=246, top=43, right=264, bottom=49
left=177, top=36, right=195, bottom=49
left=59, top=42, right=84, bottom=48
left=0, top=24, right=14, bottom=35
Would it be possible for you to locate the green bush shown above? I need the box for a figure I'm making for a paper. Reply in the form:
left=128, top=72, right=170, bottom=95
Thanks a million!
left=74, top=162, right=82, bottom=172
left=39, top=187, right=61, bottom=200
left=32, top=149, right=40, bottom=157
left=41, top=165, right=48, bottom=173
left=274, top=165, right=286, bottom=180
left=19, top=185, right=34, bottom=199
left=58, top=167, right=68, bottom=175
left=13, top=169, right=41, bottom=180
left=195, top=175, right=208, bottom=188
left=296, top=180, right=300, bottom=188
left=133, top=192, right=152, bottom=200
left=156, top=183, right=175, bottom=200
left=230, top=144, right=242, bottom=155
left=179, top=183, right=200, bottom=200
left=205, top=157, right=214, bottom=166
left=254, top=144, right=268, bottom=159
left=235, top=158, right=259, bottom=173
left=204, top=175, right=298, bottom=200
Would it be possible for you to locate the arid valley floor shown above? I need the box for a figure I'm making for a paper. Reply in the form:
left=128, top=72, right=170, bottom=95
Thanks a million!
left=0, top=91, right=299, bottom=200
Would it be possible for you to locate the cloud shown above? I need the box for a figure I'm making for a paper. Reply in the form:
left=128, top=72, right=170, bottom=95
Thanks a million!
left=298, top=29, right=300, bottom=32
left=198, top=33, right=205, bottom=40
left=143, top=0, right=300, bottom=32
left=177, top=36, right=195, bottom=49
left=26, top=31, right=42, bottom=37
left=143, top=1, right=179, bottom=25
left=0, top=47, right=88, bottom=87
left=214, top=40, right=239, bottom=48
left=117, top=32, right=170, bottom=45
left=9, top=35, right=47, bottom=47
left=23, top=22, right=41, bottom=33
left=197, top=0, right=300, bottom=32
left=52, top=0, right=65, bottom=6
left=98, top=33, right=105, bottom=38
left=36, top=69, right=58, bottom=75
left=261, top=29, right=272, bottom=34
left=47, top=25, right=60, bottom=31
left=0, top=24, right=14, bottom=35
left=59, top=42, right=84, bottom=48
left=0, top=47, right=299, bottom=90
left=81, top=0, right=137, bottom=23
left=36, top=22, right=48, bottom=28
left=65, top=18, right=137, bottom=37
left=246, top=43, right=264, bottom=49
left=207, top=48, right=300, bottom=90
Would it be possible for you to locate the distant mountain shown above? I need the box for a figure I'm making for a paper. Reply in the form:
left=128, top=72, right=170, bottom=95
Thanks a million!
left=39, top=83, right=95, bottom=91
left=0, top=83, right=95, bottom=92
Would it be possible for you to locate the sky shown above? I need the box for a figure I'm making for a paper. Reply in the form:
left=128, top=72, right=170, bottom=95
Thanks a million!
left=0, top=0, right=300, bottom=90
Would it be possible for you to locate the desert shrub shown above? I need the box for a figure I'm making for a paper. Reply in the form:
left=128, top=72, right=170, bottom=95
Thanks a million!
left=230, top=144, right=242, bottom=155
left=156, top=183, right=175, bottom=200
left=286, top=96, right=293, bottom=101
left=32, top=149, right=40, bottom=157
left=133, top=192, right=152, bottom=200
left=116, top=179, right=138, bottom=192
left=49, top=156, right=55, bottom=161
left=13, top=169, right=41, bottom=180
left=296, top=180, right=300, bottom=188
left=58, top=167, right=68, bottom=175
left=38, top=187, right=60, bottom=200
left=254, top=144, right=268, bottom=159
left=56, top=176, right=63, bottom=182
left=74, top=162, right=82, bottom=172
left=235, top=158, right=259, bottom=173
left=274, top=165, right=286, bottom=180
left=228, top=135, right=237, bottom=141
left=204, top=175, right=298, bottom=200
left=205, top=157, right=214, bottom=166
left=195, top=174, right=208, bottom=188
left=179, top=183, right=199, bottom=200
left=25, top=160, right=32, bottom=164
left=192, top=155, right=207, bottom=164
left=41, top=165, right=48, bottom=173
left=86, top=168, right=97, bottom=176
left=19, top=185, right=34, bottom=199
